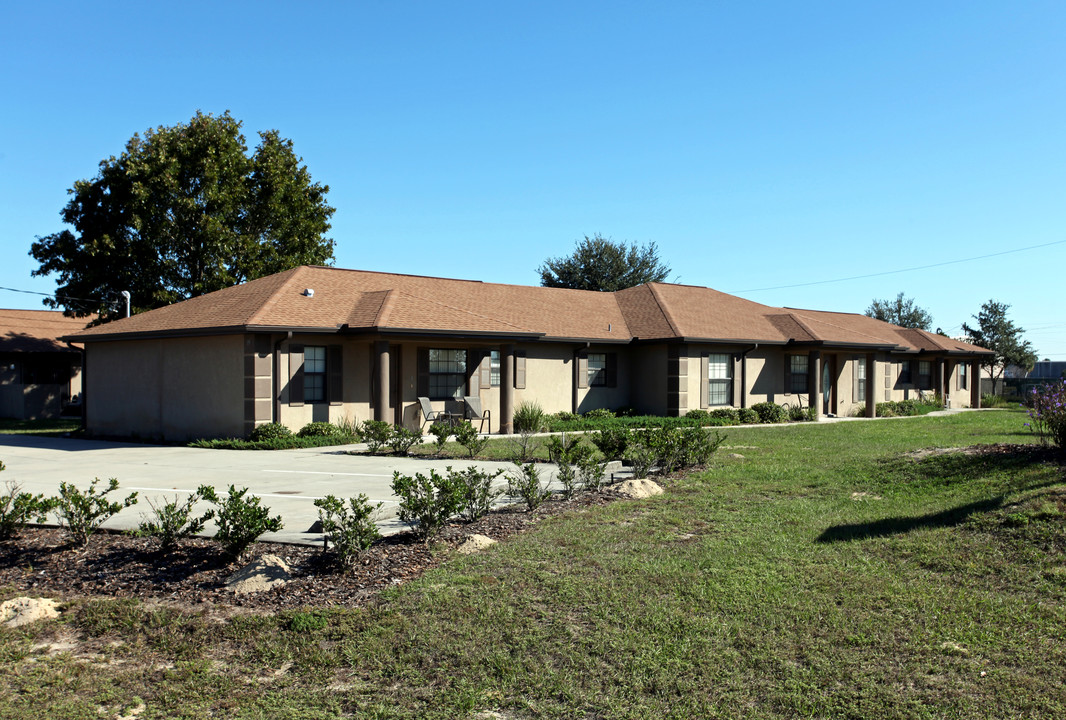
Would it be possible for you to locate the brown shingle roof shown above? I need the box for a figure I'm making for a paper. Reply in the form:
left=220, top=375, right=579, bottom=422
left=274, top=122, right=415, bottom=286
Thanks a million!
left=64, top=266, right=990, bottom=356
left=0, top=309, right=93, bottom=352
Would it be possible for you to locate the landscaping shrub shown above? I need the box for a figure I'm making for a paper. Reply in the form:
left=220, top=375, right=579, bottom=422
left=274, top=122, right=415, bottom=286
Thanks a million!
left=678, top=427, right=726, bottom=467
left=623, top=426, right=727, bottom=476
left=314, top=494, right=382, bottom=567
left=360, top=420, right=391, bottom=453
left=429, top=420, right=453, bottom=455
left=512, top=401, right=546, bottom=433
left=452, top=466, right=505, bottom=522
left=751, top=401, right=787, bottom=424
left=685, top=409, right=710, bottom=422
left=591, top=427, right=631, bottom=461
left=552, top=411, right=579, bottom=423
left=198, top=485, right=283, bottom=560
left=507, top=462, right=551, bottom=511
left=334, top=415, right=360, bottom=438
left=0, top=474, right=56, bottom=541
left=709, top=408, right=740, bottom=424
left=624, top=441, right=656, bottom=478
left=391, top=469, right=464, bottom=542
left=738, top=407, right=759, bottom=424
left=453, top=421, right=488, bottom=458
left=583, top=408, right=615, bottom=419
left=1024, top=380, right=1066, bottom=451
left=137, top=489, right=210, bottom=553
left=574, top=447, right=607, bottom=490
left=507, top=429, right=542, bottom=464
left=982, top=393, right=1011, bottom=408
left=386, top=425, right=423, bottom=455
left=55, top=477, right=139, bottom=546
left=546, top=433, right=581, bottom=464
left=249, top=422, right=292, bottom=441
left=298, top=421, right=344, bottom=438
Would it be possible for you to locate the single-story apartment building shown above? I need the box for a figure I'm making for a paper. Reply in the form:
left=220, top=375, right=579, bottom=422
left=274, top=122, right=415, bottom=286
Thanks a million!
left=1, top=309, right=89, bottom=420
left=64, top=266, right=992, bottom=441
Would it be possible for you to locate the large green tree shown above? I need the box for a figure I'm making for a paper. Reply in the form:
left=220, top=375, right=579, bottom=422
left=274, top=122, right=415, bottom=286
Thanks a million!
left=538, top=234, right=671, bottom=292
left=864, top=292, right=933, bottom=330
left=961, top=300, right=1037, bottom=381
left=30, top=111, right=335, bottom=320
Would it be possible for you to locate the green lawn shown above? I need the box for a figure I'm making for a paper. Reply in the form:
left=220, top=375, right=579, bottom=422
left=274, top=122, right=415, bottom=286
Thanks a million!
left=2, top=410, right=1064, bottom=719
left=0, top=418, right=81, bottom=436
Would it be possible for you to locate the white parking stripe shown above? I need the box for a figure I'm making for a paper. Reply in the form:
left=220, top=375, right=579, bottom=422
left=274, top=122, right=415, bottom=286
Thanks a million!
left=261, top=469, right=395, bottom=478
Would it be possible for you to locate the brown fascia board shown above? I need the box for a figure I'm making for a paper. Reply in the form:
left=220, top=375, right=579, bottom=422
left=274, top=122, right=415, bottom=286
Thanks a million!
left=63, top=324, right=345, bottom=343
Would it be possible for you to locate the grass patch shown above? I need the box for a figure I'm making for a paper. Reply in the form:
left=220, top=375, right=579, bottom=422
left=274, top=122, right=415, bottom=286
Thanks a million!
left=4, top=409, right=1064, bottom=718
left=0, top=418, right=81, bottom=436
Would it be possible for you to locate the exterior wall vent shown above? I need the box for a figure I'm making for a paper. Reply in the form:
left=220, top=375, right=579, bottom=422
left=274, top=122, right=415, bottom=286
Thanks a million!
left=303, top=288, right=315, bottom=297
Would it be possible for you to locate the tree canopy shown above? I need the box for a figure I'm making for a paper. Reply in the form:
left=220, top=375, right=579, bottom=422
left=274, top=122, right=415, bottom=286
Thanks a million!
left=961, top=300, right=1037, bottom=381
left=864, top=292, right=933, bottom=330
left=538, top=235, right=671, bottom=292
left=30, top=111, right=335, bottom=320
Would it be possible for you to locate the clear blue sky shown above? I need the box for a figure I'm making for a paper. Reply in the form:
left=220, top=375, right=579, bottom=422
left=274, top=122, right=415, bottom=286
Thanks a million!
left=2, top=1, right=1064, bottom=356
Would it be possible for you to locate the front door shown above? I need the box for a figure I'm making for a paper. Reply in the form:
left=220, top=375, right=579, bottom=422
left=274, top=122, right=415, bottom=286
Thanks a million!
left=822, top=361, right=832, bottom=415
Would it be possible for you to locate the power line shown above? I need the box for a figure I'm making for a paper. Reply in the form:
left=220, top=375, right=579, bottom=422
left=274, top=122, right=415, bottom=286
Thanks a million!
left=729, top=238, right=1066, bottom=294
left=0, top=284, right=103, bottom=305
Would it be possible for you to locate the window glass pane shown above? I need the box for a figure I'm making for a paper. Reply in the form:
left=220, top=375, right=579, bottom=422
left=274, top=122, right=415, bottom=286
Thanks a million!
left=588, top=353, right=606, bottom=386
left=790, top=355, right=809, bottom=393
left=707, top=353, right=732, bottom=406
left=856, top=357, right=866, bottom=399
left=490, top=350, right=500, bottom=387
left=304, top=345, right=326, bottom=403
left=428, top=349, right=467, bottom=399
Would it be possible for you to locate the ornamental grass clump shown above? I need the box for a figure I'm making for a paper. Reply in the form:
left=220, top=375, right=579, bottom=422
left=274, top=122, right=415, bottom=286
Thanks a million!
left=1024, top=380, right=1066, bottom=451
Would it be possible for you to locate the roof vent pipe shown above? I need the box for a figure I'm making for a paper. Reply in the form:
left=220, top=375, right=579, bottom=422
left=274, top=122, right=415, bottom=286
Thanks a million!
left=303, top=289, right=315, bottom=297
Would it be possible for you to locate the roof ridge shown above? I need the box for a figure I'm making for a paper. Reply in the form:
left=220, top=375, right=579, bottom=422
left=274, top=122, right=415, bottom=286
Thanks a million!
left=645, top=284, right=682, bottom=337
left=375, top=289, right=395, bottom=326
left=909, top=328, right=950, bottom=351
left=785, top=311, right=819, bottom=340
left=246, top=267, right=305, bottom=326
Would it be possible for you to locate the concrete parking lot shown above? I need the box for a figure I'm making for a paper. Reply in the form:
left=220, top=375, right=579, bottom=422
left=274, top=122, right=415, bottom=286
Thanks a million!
left=0, top=434, right=543, bottom=545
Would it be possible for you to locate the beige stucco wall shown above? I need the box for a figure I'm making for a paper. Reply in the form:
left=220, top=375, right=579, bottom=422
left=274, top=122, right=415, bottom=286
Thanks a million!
left=86, top=336, right=245, bottom=441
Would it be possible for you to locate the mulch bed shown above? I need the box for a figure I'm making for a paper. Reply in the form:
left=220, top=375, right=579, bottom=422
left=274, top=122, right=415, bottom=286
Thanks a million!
left=0, top=493, right=614, bottom=614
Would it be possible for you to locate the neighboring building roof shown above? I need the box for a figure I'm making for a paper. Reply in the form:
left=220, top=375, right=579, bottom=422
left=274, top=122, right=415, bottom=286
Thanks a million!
left=0, top=309, right=93, bottom=353
left=64, top=266, right=991, bottom=355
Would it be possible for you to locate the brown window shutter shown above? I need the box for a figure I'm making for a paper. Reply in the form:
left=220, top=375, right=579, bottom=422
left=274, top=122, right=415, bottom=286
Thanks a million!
left=700, top=352, right=709, bottom=408
left=605, top=353, right=618, bottom=388
left=480, top=351, right=492, bottom=388
left=514, top=351, right=526, bottom=389
left=577, top=350, right=588, bottom=389
left=909, top=359, right=917, bottom=386
left=884, top=362, right=891, bottom=389
left=416, top=347, right=429, bottom=397
left=288, top=344, right=304, bottom=407
left=328, top=345, right=343, bottom=406
left=784, top=354, right=792, bottom=396
left=468, top=350, right=480, bottom=394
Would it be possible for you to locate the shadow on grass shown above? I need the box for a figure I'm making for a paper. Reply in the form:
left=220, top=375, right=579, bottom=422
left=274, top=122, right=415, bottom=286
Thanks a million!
left=817, top=497, right=1006, bottom=542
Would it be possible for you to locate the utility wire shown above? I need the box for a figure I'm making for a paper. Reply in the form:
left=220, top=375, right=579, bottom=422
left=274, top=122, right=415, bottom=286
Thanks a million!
left=729, top=238, right=1066, bottom=294
left=0, top=284, right=103, bottom=305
